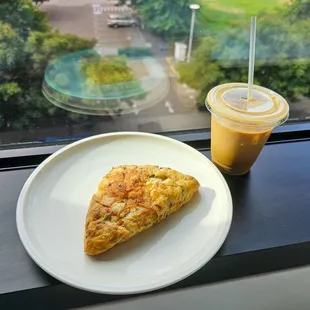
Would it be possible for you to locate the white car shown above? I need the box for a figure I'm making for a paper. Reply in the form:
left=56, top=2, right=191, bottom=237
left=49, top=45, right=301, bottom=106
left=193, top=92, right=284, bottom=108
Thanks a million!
left=107, top=14, right=138, bottom=28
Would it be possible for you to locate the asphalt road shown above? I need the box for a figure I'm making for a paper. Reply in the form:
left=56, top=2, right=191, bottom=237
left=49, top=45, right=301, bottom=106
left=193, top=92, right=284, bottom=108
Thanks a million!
left=43, top=0, right=131, bottom=42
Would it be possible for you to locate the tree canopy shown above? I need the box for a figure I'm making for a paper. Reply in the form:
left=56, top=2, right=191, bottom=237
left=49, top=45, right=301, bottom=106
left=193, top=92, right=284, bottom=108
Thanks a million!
left=0, top=0, right=96, bottom=130
left=118, top=0, right=192, bottom=39
left=178, top=11, right=310, bottom=107
left=0, top=22, right=25, bottom=71
left=286, top=0, right=310, bottom=22
left=0, top=0, right=49, bottom=37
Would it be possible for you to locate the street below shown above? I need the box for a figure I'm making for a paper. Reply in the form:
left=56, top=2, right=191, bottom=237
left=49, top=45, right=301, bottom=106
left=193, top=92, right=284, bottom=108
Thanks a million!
left=28, top=0, right=310, bottom=145
left=40, top=0, right=212, bottom=136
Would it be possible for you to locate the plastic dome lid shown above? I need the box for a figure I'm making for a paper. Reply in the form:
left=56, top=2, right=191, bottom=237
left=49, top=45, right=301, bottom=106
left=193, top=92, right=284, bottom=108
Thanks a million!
left=206, top=83, right=289, bottom=127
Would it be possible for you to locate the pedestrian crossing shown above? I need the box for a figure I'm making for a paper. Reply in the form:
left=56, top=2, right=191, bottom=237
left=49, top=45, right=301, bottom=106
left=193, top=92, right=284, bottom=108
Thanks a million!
left=92, top=4, right=133, bottom=14
left=103, top=6, right=133, bottom=12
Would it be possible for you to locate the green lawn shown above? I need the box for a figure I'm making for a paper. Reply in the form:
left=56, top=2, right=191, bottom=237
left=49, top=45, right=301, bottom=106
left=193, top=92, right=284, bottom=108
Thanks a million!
left=196, top=0, right=289, bottom=35
left=209, top=0, right=287, bottom=14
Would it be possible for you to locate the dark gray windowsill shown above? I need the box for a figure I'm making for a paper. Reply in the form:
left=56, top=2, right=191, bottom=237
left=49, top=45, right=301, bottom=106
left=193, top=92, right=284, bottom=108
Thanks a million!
left=1, top=126, right=310, bottom=309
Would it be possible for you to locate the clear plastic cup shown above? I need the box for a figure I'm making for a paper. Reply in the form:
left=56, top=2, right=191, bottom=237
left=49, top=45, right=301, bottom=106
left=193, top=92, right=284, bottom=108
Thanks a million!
left=206, top=83, right=289, bottom=175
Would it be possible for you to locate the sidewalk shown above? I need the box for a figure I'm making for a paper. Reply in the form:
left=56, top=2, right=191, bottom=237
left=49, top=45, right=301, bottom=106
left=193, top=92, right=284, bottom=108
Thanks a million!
left=165, top=57, right=199, bottom=108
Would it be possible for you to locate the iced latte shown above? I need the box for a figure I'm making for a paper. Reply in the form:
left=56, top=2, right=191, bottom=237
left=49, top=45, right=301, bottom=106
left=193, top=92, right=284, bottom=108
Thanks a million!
left=206, top=83, right=289, bottom=175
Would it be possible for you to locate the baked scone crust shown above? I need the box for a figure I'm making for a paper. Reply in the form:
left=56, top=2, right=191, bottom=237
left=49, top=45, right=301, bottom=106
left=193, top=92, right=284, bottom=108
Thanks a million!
left=84, top=165, right=200, bottom=255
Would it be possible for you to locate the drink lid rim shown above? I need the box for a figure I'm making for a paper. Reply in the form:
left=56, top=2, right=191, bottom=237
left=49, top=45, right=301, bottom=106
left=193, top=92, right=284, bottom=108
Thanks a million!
left=205, top=83, right=289, bottom=126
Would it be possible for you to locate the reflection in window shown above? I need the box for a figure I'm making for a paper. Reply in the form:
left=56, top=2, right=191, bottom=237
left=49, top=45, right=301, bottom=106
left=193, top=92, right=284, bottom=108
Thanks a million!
left=0, top=0, right=309, bottom=145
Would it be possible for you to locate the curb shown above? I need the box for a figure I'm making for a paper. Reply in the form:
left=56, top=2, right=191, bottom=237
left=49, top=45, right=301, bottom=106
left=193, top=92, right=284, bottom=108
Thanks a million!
left=165, top=57, right=179, bottom=77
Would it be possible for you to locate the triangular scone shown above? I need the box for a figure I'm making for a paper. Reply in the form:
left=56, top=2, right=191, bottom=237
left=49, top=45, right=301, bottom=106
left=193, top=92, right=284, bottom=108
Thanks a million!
left=84, top=165, right=200, bottom=255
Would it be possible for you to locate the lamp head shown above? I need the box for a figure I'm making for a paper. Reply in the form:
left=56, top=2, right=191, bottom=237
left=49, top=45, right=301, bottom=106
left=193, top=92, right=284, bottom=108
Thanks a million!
left=189, top=4, right=200, bottom=10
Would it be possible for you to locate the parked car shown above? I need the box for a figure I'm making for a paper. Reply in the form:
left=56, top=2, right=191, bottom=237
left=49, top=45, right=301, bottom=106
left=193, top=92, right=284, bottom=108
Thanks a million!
left=107, top=14, right=138, bottom=28
left=32, top=0, right=49, bottom=4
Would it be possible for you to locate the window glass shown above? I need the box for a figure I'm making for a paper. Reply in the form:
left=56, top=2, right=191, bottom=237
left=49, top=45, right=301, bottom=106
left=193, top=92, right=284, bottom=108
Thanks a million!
left=0, top=0, right=309, bottom=146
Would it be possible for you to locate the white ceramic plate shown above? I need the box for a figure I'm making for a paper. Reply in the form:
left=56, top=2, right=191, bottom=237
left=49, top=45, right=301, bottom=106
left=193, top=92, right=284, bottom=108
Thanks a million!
left=16, top=132, right=232, bottom=295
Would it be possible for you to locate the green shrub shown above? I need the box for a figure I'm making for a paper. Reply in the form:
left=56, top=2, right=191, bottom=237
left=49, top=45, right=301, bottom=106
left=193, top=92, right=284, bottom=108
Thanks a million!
left=178, top=16, right=310, bottom=107
left=0, top=0, right=97, bottom=130
left=80, top=56, right=135, bottom=85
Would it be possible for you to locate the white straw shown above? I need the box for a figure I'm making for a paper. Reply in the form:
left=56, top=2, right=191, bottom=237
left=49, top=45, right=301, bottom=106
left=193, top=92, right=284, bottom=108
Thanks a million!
left=247, top=16, right=257, bottom=100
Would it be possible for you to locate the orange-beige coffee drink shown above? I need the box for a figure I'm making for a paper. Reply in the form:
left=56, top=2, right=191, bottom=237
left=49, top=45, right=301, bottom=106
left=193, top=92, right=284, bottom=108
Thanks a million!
left=206, top=83, right=289, bottom=175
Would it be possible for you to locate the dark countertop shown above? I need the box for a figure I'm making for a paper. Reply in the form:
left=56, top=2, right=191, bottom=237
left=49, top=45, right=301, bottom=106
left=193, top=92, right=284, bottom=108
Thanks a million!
left=1, top=139, right=310, bottom=309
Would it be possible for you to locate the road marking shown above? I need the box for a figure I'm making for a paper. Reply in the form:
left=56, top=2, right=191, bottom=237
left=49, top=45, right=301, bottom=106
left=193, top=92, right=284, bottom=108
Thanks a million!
left=92, top=4, right=104, bottom=14
left=305, top=116, right=310, bottom=119
left=132, top=103, right=139, bottom=115
left=102, top=6, right=133, bottom=12
left=92, top=4, right=133, bottom=14
left=289, top=117, right=299, bottom=121
left=165, top=101, right=175, bottom=114
left=165, top=58, right=178, bottom=77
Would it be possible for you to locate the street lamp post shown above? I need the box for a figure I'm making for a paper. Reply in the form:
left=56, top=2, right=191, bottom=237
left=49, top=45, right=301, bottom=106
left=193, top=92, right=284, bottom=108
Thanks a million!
left=187, top=4, right=200, bottom=63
